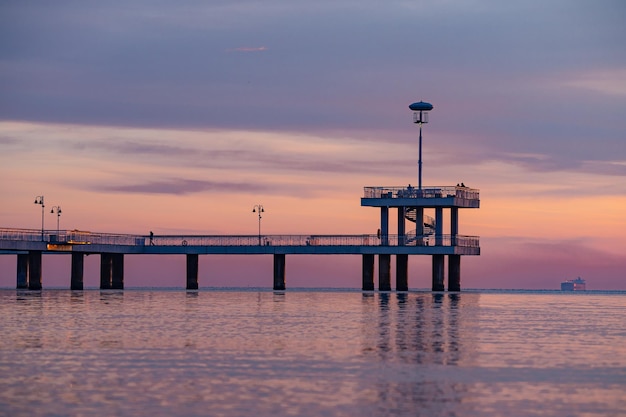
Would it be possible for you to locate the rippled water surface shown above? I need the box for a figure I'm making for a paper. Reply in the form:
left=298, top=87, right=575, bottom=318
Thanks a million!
left=1, top=289, right=624, bottom=417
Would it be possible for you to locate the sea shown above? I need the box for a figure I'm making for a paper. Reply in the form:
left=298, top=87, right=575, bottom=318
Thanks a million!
left=0, top=288, right=624, bottom=417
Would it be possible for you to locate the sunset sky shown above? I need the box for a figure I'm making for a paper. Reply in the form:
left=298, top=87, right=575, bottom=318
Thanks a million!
left=1, top=0, right=625, bottom=289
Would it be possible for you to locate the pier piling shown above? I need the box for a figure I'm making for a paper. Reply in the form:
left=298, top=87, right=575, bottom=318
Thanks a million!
left=379, top=254, right=391, bottom=291
left=273, top=254, right=286, bottom=291
left=432, top=254, right=445, bottom=291
left=17, top=254, right=29, bottom=289
left=28, top=251, right=42, bottom=290
left=186, top=254, right=199, bottom=290
left=362, top=254, right=375, bottom=291
left=448, top=255, right=461, bottom=292
left=396, top=254, right=408, bottom=291
left=71, top=253, right=84, bottom=290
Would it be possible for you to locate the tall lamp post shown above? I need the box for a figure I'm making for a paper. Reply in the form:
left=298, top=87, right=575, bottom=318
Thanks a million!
left=409, top=101, right=434, bottom=191
left=252, top=204, right=265, bottom=246
left=34, top=195, right=45, bottom=241
left=50, top=206, right=62, bottom=234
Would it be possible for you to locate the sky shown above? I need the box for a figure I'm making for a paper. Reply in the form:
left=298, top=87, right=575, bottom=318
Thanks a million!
left=1, top=0, right=625, bottom=290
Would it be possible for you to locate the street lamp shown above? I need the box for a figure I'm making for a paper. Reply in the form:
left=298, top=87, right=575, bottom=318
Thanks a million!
left=50, top=206, right=62, bottom=234
left=252, top=204, right=265, bottom=245
left=34, top=195, right=45, bottom=241
left=409, top=101, right=434, bottom=191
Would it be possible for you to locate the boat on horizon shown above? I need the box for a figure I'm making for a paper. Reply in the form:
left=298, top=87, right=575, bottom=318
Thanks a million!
left=561, top=277, right=586, bottom=291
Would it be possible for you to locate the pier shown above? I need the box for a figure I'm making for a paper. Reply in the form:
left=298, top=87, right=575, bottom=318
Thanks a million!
left=0, top=185, right=479, bottom=292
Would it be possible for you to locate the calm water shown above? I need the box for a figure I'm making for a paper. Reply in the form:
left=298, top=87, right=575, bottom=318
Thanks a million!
left=0, top=289, right=624, bottom=417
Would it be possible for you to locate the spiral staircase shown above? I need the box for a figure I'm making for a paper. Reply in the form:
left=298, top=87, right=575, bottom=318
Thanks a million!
left=404, top=208, right=435, bottom=244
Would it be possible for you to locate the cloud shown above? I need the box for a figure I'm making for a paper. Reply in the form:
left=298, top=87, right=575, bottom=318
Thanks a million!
left=227, top=46, right=268, bottom=52
left=98, top=178, right=269, bottom=195
left=561, top=69, right=626, bottom=97
left=90, top=175, right=329, bottom=198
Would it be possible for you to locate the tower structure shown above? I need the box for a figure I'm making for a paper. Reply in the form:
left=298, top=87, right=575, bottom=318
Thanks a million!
left=360, top=101, right=480, bottom=291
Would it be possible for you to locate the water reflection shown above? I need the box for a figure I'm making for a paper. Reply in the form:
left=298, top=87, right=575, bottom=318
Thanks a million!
left=1, top=290, right=624, bottom=417
left=362, top=292, right=480, bottom=415
left=363, top=292, right=479, bottom=366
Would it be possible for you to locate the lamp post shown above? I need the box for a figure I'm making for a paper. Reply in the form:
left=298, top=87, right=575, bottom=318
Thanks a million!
left=252, top=204, right=264, bottom=245
left=409, top=101, right=433, bottom=191
left=50, top=206, right=62, bottom=234
left=34, top=195, right=45, bottom=241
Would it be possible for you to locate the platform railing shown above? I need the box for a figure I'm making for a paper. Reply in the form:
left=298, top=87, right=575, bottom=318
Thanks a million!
left=363, top=186, right=479, bottom=201
left=0, top=228, right=480, bottom=248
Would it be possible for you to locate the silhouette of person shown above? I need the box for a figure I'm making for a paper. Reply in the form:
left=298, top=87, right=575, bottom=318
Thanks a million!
left=149, top=231, right=154, bottom=245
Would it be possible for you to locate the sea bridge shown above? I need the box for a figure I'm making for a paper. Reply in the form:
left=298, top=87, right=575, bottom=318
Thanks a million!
left=1, top=184, right=480, bottom=291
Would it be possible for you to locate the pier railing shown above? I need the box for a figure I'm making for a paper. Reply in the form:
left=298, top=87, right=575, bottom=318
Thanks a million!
left=0, top=228, right=479, bottom=248
left=363, top=186, right=479, bottom=201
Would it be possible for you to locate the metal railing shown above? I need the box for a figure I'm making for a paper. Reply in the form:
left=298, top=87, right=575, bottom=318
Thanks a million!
left=0, top=228, right=479, bottom=249
left=363, top=186, right=479, bottom=201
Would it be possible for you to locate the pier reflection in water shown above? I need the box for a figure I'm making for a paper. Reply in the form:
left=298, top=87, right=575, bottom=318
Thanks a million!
left=360, top=292, right=480, bottom=415
left=1, top=290, right=624, bottom=417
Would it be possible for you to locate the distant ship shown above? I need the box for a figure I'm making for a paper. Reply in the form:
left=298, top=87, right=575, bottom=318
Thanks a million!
left=561, top=277, right=586, bottom=291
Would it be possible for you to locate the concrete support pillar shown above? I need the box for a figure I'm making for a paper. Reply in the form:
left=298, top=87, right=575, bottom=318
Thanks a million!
left=451, top=207, right=459, bottom=246
left=28, top=251, right=42, bottom=290
left=397, top=207, right=406, bottom=246
left=448, top=255, right=461, bottom=292
left=362, top=254, right=375, bottom=291
left=380, top=207, right=389, bottom=246
left=396, top=254, right=408, bottom=291
left=273, top=254, right=286, bottom=291
left=17, top=254, right=29, bottom=289
left=379, top=254, right=391, bottom=291
left=432, top=254, right=445, bottom=291
left=435, top=207, right=443, bottom=246
left=100, top=253, right=113, bottom=289
left=71, top=253, right=84, bottom=291
left=111, top=254, right=124, bottom=290
left=186, top=254, right=199, bottom=290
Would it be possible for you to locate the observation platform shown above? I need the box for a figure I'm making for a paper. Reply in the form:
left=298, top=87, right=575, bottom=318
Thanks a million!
left=361, top=186, right=480, bottom=208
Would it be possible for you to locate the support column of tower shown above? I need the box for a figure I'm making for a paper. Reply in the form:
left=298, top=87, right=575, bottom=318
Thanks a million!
left=273, top=254, right=285, bottom=291
left=432, top=254, right=445, bottom=291
left=396, top=254, right=408, bottom=291
left=380, top=206, right=389, bottom=246
left=186, top=254, right=199, bottom=290
left=362, top=254, right=375, bottom=291
left=448, top=255, right=461, bottom=292
left=379, top=254, right=391, bottom=291
left=396, top=206, right=408, bottom=291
